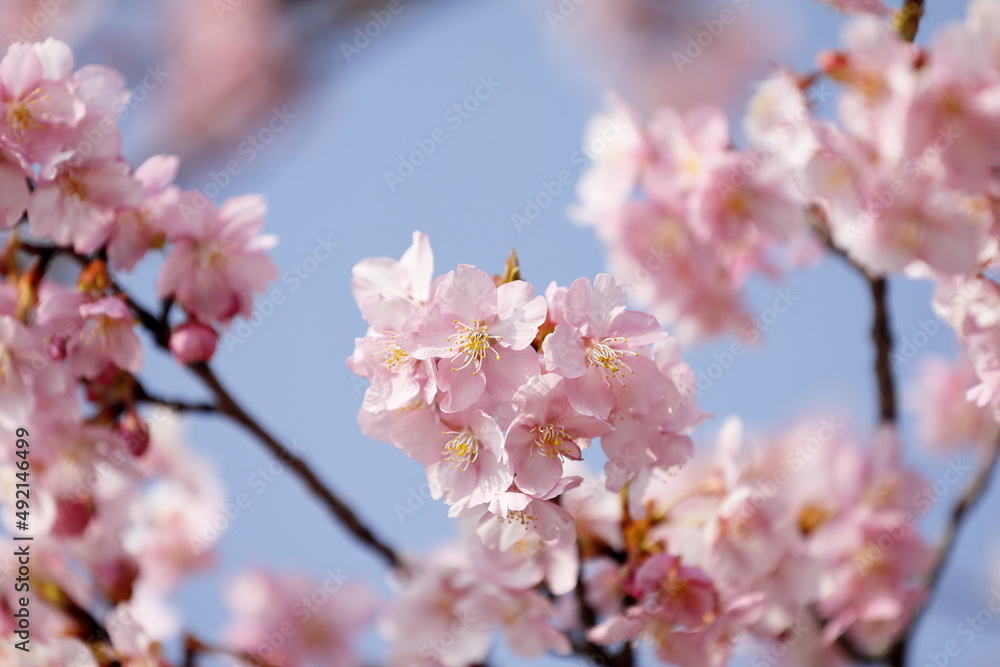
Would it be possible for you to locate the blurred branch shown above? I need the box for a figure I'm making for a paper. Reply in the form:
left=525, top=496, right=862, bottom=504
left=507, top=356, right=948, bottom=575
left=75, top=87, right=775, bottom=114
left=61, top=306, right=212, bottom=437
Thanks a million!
left=869, top=277, right=897, bottom=424
left=184, top=634, right=281, bottom=667
left=133, top=381, right=217, bottom=413
left=885, top=432, right=1000, bottom=666
left=809, top=212, right=897, bottom=425
left=186, top=359, right=405, bottom=570
left=898, top=0, right=926, bottom=42
left=19, top=241, right=405, bottom=571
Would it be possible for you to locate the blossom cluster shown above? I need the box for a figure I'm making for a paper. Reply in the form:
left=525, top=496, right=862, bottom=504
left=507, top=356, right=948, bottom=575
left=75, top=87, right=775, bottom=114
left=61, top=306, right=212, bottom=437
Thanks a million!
left=0, top=38, right=289, bottom=666
left=353, top=409, right=934, bottom=666
left=576, top=1, right=1000, bottom=344
left=348, top=232, right=703, bottom=541
left=347, top=232, right=705, bottom=660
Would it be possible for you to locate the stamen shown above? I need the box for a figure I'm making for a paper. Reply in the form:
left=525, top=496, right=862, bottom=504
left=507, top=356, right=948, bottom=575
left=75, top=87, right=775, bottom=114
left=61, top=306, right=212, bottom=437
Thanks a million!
left=446, top=319, right=502, bottom=374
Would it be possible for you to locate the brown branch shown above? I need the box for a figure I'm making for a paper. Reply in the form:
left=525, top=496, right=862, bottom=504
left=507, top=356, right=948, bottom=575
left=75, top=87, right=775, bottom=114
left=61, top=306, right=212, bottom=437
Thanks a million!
left=885, top=433, right=1000, bottom=665
left=80, top=257, right=407, bottom=571
left=869, top=277, right=897, bottom=424
left=898, top=0, right=926, bottom=42
left=185, top=360, right=405, bottom=571
left=810, top=216, right=897, bottom=425
left=184, top=634, right=281, bottom=667
left=133, top=381, right=217, bottom=413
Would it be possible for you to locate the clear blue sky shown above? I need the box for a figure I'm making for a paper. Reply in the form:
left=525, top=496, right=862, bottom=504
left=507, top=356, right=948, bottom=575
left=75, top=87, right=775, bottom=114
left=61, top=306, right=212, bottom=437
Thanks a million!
left=111, top=1, right=999, bottom=664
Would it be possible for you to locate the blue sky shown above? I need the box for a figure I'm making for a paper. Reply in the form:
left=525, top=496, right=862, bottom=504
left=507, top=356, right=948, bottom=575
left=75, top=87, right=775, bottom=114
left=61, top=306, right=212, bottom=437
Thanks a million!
left=106, top=1, right=1000, bottom=664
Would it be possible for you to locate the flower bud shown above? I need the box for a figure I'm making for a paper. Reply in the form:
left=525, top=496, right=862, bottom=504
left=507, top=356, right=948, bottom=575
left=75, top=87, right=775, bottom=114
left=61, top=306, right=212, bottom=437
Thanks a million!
left=170, top=321, right=218, bottom=365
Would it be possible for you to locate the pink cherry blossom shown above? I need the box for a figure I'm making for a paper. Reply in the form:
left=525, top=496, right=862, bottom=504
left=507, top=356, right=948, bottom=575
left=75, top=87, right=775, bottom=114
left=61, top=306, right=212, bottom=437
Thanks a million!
left=543, top=273, right=666, bottom=418
left=505, top=374, right=611, bottom=498
left=168, top=321, right=218, bottom=365
left=224, top=570, right=376, bottom=667
left=108, top=154, right=183, bottom=271
left=408, top=264, right=545, bottom=412
left=0, top=39, right=77, bottom=164
left=351, top=229, right=434, bottom=307
left=156, top=193, right=278, bottom=323
left=390, top=406, right=511, bottom=509
left=29, top=153, right=143, bottom=253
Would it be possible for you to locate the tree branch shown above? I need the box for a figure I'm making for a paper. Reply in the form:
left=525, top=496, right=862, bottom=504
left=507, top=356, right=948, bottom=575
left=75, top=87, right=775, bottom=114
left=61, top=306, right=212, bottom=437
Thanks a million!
left=869, top=277, right=897, bottom=424
left=185, top=360, right=405, bottom=571
left=810, top=216, right=897, bottom=425
left=133, top=381, right=217, bottom=413
left=885, top=432, right=1000, bottom=665
left=898, top=0, right=926, bottom=42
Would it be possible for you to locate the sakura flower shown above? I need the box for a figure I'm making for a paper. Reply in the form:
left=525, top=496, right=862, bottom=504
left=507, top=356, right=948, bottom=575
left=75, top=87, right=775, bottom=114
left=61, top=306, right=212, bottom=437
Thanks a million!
left=156, top=193, right=278, bottom=323
left=390, top=406, right=511, bottom=509
left=911, top=356, right=997, bottom=451
left=0, top=39, right=77, bottom=164
left=543, top=273, right=666, bottom=418
left=224, top=570, right=376, bottom=667
left=505, top=374, right=611, bottom=498
left=381, top=552, right=493, bottom=667
left=352, top=229, right=434, bottom=307
left=601, top=408, right=693, bottom=492
left=0, top=315, right=70, bottom=430
left=407, top=264, right=545, bottom=412
left=744, top=71, right=819, bottom=170
left=0, top=142, right=30, bottom=229
left=28, top=153, right=142, bottom=253
left=574, top=94, right=648, bottom=222
left=348, top=294, right=435, bottom=412
left=37, top=290, right=141, bottom=379
left=456, top=586, right=572, bottom=659
left=108, top=154, right=183, bottom=271
left=643, top=105, right=730, bottom=200
left=477, top=496, right=577, bottom=553
left=692, top=153, right=805, bottom=244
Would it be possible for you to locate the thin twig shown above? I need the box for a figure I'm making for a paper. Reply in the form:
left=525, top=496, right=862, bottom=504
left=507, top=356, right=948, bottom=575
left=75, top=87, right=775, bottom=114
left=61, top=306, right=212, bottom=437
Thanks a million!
left=869, top=277, right=897, bottom=424
left=885, top=433, right=1000, bottom=665
left=185, top=634, right=281, bottom=667
left=898, top=0, right=926, bottom=42
left=92, top=262, right=406, bottom=571
left=133, top=380, right=217, bottom=413
left=811, top=216, right=897, bottom=425
left=186, top=360, right=405, bottom=571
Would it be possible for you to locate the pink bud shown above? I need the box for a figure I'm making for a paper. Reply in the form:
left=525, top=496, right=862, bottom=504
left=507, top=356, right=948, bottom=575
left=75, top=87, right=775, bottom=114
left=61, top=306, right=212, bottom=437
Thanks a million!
left=170, top=321, right=218, bottom=365
left=119, top=411, right=150, bottom=457
left=51, top=497, right=94, bottom=537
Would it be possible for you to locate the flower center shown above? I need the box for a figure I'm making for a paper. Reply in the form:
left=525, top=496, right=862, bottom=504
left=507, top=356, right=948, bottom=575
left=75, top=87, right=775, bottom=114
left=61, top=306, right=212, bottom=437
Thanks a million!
left=442, top=430, right=479, bottom=471
left=533, top=424, right=571, bottom=459
left=374, top=332, right=409, bottom=372
left=586, top=337, right=637, bottom=387
left=498, top=509, right=537, bottom=526
left=447, top=319, right=502, bottom=374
